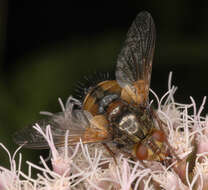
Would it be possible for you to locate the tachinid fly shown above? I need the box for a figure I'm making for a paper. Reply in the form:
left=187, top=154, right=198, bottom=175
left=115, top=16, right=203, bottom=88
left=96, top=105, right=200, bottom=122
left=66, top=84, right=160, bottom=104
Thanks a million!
left=14, top=11, right=170, bottom=162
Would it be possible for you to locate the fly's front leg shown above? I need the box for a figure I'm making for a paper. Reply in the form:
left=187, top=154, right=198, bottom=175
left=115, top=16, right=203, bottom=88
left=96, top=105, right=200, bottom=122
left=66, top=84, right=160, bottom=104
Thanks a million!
left=151, top=108, right=181, bottom=163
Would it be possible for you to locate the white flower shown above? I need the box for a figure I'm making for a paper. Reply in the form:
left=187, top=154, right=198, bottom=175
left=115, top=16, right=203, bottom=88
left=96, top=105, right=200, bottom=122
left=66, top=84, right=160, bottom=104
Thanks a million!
left=0, top=143, right=32, bottom=190
left=32, top=124, right=75, bottom=176
left=0, top=73, right=207, bottom=189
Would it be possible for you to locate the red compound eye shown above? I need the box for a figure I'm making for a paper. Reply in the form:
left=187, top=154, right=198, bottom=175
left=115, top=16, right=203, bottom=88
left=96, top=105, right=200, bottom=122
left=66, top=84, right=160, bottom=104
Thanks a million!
left=152, top=130, right=166, bottom=142
left=136, top=143, right=148, bottom=160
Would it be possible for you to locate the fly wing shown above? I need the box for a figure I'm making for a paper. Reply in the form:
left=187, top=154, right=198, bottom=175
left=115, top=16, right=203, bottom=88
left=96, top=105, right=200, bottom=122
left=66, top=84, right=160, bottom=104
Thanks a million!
left=13, top=107, right=111, bottom=149
left=116, top=11, right=156, bottom=105
left=13, top=118, right=67, bottom=149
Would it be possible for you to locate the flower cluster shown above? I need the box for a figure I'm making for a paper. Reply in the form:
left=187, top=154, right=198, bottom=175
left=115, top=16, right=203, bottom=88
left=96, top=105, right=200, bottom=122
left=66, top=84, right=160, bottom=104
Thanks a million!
left=0, top=73, right=207, bottom=190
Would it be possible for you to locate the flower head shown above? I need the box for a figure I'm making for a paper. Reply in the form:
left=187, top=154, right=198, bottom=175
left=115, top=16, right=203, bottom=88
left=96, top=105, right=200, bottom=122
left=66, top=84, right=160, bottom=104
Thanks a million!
left=0, top=73, right=207, bottom=189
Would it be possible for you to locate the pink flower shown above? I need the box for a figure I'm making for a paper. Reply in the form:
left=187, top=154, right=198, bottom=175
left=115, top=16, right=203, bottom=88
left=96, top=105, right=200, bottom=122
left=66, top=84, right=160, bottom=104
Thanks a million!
left=0, top=73, right=207, bottom=189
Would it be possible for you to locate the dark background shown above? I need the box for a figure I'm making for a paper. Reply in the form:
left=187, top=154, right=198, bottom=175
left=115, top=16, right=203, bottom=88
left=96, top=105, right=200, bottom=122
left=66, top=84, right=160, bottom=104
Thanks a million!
left=0, top=1, right=207, bottom=171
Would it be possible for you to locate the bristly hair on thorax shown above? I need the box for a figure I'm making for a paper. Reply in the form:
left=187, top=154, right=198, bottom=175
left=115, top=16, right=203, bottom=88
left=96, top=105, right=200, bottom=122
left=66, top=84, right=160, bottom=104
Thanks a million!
left=73, top=71, right=115, bottom=102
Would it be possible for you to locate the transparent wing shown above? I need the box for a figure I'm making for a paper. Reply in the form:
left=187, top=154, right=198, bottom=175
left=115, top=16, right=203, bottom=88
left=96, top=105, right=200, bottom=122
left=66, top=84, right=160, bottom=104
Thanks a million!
left=13, top=118, right=67, bottom=149
left=14, top=108, right=111, bottom=149
left=116, top=11, right=156, bottom=105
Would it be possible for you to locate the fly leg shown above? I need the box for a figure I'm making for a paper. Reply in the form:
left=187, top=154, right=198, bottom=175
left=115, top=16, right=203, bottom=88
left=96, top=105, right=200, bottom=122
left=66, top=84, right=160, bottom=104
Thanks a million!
left=151, top=109, right=181, bottom=163
left=102, top=143, right=117, bottom=165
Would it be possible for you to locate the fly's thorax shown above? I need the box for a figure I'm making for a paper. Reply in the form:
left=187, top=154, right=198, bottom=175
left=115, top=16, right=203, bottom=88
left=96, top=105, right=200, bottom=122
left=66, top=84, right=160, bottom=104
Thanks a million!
left=119, top=114, right=139, bottom=135
left=106, top=100, right=155, bottom=141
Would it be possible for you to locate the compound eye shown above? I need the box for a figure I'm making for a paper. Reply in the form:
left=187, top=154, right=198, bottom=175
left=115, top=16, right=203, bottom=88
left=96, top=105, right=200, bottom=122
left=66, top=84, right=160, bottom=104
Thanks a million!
left=152, top=130, right=166, bottom=142
left=135, top=143, right=148, bottom=160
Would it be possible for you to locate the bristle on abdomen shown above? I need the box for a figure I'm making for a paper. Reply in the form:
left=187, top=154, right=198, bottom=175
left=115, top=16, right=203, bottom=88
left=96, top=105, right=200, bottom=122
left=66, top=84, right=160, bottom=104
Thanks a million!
left=73, top=72, right=114, bottom=102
